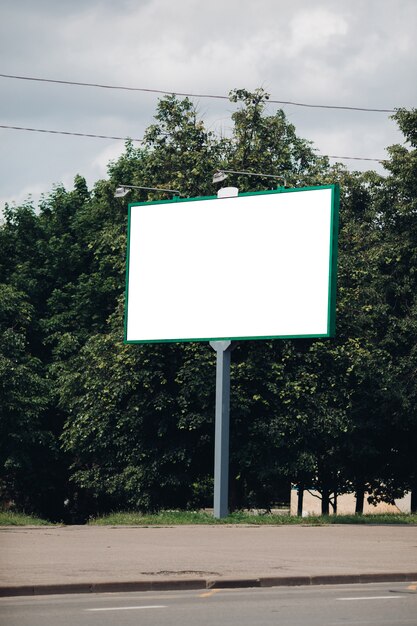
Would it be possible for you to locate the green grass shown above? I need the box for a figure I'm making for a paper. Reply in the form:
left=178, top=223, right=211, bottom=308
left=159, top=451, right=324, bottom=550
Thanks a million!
left=88, top=510, right=417, bottom=526
left=2, top=509, right=416, bottom=526
left=0, top=510, right=52, bottom=526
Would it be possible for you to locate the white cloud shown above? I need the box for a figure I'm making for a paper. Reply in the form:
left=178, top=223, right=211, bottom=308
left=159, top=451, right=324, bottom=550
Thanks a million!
left=0, top=182, right=48, bottom=213
left=288, top=8, right=348, bottom=57
left=91, top=143, right=126, bottom=178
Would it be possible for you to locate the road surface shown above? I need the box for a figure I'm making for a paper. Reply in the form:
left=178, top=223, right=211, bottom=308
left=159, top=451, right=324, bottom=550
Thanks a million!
left=1, top=582, right=416, bottom=626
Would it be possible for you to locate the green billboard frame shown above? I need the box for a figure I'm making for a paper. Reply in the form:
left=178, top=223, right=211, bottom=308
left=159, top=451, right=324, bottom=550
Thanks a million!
left=124, top=184, right=339, bottom=344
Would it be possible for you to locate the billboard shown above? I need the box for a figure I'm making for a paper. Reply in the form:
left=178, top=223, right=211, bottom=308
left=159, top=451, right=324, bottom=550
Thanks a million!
left=125, top=185, right=339, bottom=343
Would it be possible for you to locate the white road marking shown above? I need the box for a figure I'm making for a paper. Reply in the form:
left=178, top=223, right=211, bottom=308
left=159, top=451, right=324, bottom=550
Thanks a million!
left=337, top=596, right=403, bottom=601
left=86, top=605, right=166, bottom=611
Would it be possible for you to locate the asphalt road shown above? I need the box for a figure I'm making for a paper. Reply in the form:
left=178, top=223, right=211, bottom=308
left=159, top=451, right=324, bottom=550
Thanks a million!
left=1, top=582, right=416, bottom=626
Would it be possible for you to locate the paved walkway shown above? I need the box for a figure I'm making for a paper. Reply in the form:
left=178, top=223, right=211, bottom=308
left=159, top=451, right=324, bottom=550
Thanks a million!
left=1, top=524, right=417, bottom=596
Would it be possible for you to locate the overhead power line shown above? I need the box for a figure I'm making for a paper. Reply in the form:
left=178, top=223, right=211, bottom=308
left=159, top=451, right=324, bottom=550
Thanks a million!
left=0, top=72, right=397, bottom=113
left=0, top=123, right=385, bottom=162
left=0, top=124, right=142, bottom=142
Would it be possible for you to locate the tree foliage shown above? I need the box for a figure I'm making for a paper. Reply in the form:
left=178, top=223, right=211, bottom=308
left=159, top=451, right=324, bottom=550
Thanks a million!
left=1, top=93, right=417, bottom=519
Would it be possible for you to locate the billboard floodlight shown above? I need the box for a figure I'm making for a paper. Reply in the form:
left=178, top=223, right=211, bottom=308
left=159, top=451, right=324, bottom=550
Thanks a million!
left=212, top=170, right=229, bottom=184
left=114, top=184, right=181, bottom=198
left=114, top=186, right=131, bottom=198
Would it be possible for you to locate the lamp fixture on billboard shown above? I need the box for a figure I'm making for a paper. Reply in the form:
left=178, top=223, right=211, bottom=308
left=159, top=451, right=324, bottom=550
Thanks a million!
left=114, top=184, right=181, bottom=198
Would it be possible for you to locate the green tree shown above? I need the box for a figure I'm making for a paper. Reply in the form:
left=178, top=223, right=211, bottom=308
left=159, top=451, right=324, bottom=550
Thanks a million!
left=59, top=303, right=216, bottom=516
left=58, top=90, right=336, bottom=513
left=4, top=90, right=417, bottom=520
left=141, top=95, right=226, bottom=199
left=370, top=108, right=417, bottom=511
left=0, top=284, right=60, bottom=517
left=225, top=88, right=329, bottom=191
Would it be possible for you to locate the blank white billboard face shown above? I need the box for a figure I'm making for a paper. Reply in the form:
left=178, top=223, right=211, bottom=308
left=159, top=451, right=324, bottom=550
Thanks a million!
left=125, top=186, right=338, bottom=343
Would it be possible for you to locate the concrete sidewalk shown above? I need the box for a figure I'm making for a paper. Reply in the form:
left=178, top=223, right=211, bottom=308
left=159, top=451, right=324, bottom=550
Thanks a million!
left=1, top=524, right=417, bottom=596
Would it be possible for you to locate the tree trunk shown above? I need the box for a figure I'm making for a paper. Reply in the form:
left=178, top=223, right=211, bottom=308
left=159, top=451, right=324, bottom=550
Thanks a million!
left=321, top=489, right=330, bottom=515
left=411, top=484, right=417, bottom=513
left=297, top=486, right=304, bottom=517
left=355, top=484, right=365, bottom=515
left=229, top=474, right=241, bottom=512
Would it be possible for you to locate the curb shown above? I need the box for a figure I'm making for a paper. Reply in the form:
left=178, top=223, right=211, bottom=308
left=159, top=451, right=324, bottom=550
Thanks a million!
left=1, top=572, right=417, bottom=597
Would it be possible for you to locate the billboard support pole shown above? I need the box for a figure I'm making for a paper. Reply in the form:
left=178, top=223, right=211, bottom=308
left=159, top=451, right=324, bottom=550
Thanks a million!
left=210, top=340, right=234, bottom=518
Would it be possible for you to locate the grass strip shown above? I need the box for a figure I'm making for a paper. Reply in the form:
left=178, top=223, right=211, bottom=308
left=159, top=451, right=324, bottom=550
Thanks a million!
left=3, top=509, right=416, bottom=526
left=88, top=511, right=417, bottom=526
left=0, top=511, right=52, bottom=526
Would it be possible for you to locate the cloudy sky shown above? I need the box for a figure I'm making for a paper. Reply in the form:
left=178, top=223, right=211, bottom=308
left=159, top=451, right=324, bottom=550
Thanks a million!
left=1, top=0, right=416, bottom=210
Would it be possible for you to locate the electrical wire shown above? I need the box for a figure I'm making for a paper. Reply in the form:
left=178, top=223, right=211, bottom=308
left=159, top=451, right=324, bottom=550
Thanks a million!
left=0, top=124, right=142, bottom=142
left=0, top=72, right=397, bottom=113
left=0, top=123, right=385, bottom=162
